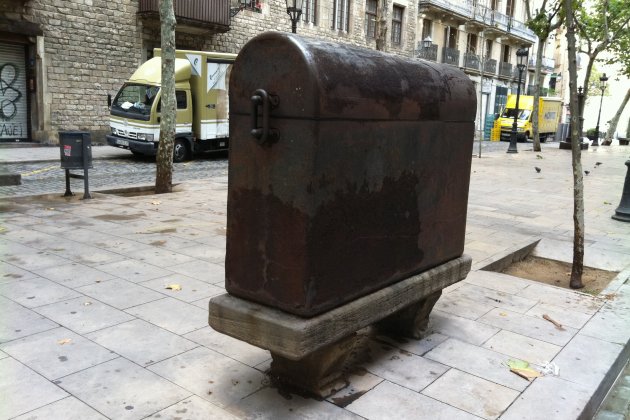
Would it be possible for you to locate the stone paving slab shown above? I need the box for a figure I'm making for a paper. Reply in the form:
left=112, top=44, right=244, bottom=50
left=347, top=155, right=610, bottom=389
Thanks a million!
left=0, top=296, right=59, bottom=343
left=12, top=396, right=109, bottom=420
left=422, top=368, right=520, bottom=419
left=0, top=327, right=118, bottom=380
left=345, top=380, right=479, bottom=419
left=1, top=143, right=630, bottom=419
left=85, top=319, right=199, bottom=367
left=55, top=357, right=191, bottom=420
left=33, top=296, right=136, bottom=335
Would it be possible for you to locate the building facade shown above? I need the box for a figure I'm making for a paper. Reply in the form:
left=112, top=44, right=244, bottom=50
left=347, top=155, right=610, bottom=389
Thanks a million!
left=416, top=0, right=544, bottom=136
left=0, top=0, right=540, bottom=144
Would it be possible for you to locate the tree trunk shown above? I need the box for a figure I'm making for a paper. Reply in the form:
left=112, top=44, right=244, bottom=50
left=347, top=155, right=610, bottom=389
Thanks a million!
left=155, top=0, right=176, bottom=194
left=565, top=1, right=584, bottom=289
left=532, top=41, right=545, bottom=152
left=375, top=0, right=388, bottom=51
left=603, top=88, right=630, bottom=145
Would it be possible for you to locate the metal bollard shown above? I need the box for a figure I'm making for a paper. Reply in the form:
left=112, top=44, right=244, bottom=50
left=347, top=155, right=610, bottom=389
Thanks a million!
left=612, top=160, right=630, bottom=222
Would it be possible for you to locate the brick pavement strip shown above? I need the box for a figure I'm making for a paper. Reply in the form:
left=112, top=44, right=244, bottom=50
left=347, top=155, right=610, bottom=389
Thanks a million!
left=1, top=143, right=630, bottom=419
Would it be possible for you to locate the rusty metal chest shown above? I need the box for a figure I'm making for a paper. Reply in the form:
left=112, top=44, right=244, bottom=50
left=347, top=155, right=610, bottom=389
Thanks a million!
left=225, top=32, right=476, bottom=317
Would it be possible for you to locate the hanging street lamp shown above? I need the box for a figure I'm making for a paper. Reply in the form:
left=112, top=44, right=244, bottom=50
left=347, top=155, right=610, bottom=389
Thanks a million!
left=285, top=0, right=304, bottom=34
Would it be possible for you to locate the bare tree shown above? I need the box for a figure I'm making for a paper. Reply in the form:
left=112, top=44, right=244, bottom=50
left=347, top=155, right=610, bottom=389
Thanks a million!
left=564, top=0, right=584, bottom=289
left=375, top=0, right=388, bottom=51
left=603, top=88, right=630, bottom=144
left=155, top=0, right=176, bottom=194
left=524, top=0, right=563, bottom=152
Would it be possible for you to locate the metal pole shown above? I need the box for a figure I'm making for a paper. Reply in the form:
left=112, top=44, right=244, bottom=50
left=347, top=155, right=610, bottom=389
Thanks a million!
left=593, top=85, right=605, bottom=146
left=82, top=168, right=92, bottom=199
left=291, top=19, right=297, bottom=33
left=507, top=68, right=522, bottom=154
left=63, top=169, right=73, bottom=197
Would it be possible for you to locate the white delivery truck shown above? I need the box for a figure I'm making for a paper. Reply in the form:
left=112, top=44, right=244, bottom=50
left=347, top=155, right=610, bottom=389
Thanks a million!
left=107, top=49, right=236, bottom=162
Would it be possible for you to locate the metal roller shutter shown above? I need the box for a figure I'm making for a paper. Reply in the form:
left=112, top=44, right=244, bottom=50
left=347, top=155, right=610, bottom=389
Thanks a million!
left=0, top=42, right=28, bottom=141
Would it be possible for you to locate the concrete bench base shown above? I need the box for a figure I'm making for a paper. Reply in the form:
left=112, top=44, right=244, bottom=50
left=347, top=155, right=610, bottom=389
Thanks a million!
left=209, top=255, right=472, bottom=396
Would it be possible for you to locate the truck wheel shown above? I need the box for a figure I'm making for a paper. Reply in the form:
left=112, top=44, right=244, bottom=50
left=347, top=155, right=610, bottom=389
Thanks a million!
left=173, top=139, right=190, bottom=162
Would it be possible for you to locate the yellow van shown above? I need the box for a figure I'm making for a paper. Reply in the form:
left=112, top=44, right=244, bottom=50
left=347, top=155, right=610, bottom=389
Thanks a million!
left=498, top=95, right=562, bottom=142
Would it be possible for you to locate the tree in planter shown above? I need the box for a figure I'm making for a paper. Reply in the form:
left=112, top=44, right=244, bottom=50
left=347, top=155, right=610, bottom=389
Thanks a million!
left=155, top=0, right=176, bottom=194
left=524, top=0, right=563, bottom=152
left=565, top=0, right=585, bottom=289
left=561, top=0, right=630, bottom=288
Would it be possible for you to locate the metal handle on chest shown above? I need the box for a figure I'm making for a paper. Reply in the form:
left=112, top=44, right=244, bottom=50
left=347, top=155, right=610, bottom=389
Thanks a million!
left=251, top=89, right=279, bottom=145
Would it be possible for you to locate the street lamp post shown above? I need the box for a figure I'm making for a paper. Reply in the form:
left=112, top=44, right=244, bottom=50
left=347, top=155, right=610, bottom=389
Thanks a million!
left=593, top=73, right=609, bottom=146
left=507, top=48, right=529, bottom=154
left=285, top=0, right=304, bottom=34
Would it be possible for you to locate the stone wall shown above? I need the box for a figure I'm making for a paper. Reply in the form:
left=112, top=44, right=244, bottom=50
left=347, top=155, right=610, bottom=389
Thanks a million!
left=209, top=0, right=416, bottom=57
left=32, top=0, right=143, bottom=142
left=1, top=0, right=417, bottom=143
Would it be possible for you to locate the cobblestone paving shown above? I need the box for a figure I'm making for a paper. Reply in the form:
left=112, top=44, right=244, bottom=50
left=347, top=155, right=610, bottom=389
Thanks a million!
left=0, top=140, right=553, bottom=198
left=0, top=154, right=229, bottom=198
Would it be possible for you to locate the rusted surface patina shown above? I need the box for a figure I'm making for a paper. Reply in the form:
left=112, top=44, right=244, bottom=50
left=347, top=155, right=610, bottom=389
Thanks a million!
left=226, top=32, right=476, bottom=317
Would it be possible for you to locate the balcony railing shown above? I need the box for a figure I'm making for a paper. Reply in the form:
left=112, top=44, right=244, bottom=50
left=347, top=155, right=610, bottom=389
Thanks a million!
left=138, top=0, right=230, bottom=33
left=418, top=0, right=474, bottom=17
left=464, top=52, right=480, bottom=71
left=472, top=4, right=493, bottom=25
left=442, top=47, right=460, bottom=66
left=417, top=44, right=438, bottom=61
left=483, top=58, right=497, bottom=74
left=418, top=0, right=537, bottom=43
left=528, top=56, right=556, bottom=72
left=499, top=61, right=513, bottom=78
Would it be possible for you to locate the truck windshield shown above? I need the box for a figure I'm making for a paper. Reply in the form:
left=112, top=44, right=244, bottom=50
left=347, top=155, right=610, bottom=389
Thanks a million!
left=111, top=84, right=160, bottom=120
left=502, top=109, right=531, bottom=121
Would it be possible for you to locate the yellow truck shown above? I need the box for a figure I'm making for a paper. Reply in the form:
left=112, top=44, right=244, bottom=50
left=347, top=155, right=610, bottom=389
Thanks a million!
left=498, top=95, right=562, bottom=142
left=106, top=49, right=236, bottom=161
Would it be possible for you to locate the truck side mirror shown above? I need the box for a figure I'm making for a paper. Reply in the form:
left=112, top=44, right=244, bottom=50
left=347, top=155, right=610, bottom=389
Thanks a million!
left=107, top=94, right=112, bottom=108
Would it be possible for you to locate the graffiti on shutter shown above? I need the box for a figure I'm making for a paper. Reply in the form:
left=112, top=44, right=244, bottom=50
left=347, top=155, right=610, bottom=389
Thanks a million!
left=0, top=43, right=28, bottom=140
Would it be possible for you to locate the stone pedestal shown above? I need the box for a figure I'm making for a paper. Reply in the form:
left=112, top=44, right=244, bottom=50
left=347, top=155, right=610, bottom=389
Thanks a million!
left=375, top=290, right=442, bottom=339
left=209, top=255, right=472, bottom=397
left=270, top=334, right=361, bottom=397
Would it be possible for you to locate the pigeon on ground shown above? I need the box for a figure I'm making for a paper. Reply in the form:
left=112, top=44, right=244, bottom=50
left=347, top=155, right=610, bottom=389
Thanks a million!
left=535, top=167, right=541, bottom=173
left=585, top=170, right=590, bottom=175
